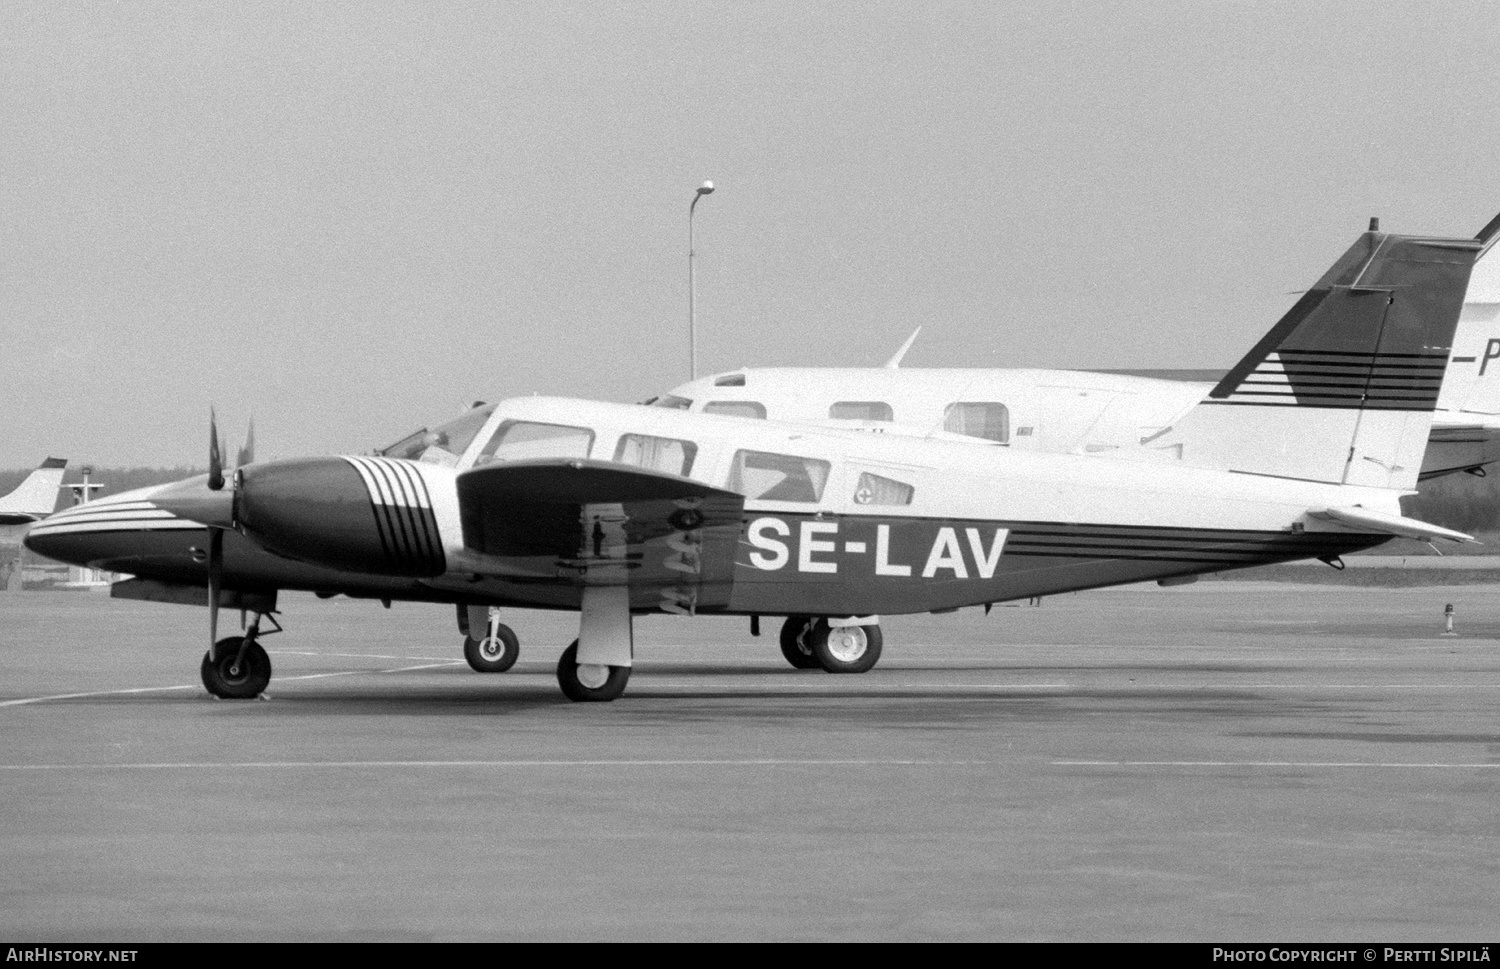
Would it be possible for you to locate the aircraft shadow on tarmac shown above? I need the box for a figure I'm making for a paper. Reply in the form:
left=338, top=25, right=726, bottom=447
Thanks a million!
left=111, top=669, right=1341, bottom=726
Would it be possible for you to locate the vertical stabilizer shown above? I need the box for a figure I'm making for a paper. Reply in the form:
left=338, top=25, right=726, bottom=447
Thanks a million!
left=0, top=457, right=68, bottom=523
left=1145, top=227, right=1480, bottom=490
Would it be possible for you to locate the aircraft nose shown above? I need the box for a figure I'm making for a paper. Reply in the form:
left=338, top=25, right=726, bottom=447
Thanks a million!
left=236, top=457, right=446, bottom=576
left=22, top=483, right=207, bottom=569
left=21, top=514, right=88, bottom=566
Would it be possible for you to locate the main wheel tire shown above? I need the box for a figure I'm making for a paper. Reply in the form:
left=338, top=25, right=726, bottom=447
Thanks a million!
left=200, top=636, right=272, bottom=699
left=463, top=623, right=520, bottom=673
left=556, top=640, right=631, bottom=702
left=778, top=615, right=822, bottom=669
left=811, top=622, right=882, bottom=674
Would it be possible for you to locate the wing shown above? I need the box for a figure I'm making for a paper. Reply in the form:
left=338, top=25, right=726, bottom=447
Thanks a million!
left=455, top=459, right=745, bottom=613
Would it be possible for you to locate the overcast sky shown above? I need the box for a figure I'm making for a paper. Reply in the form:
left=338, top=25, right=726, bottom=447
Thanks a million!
left=4, top=1, right=1499, bottom=468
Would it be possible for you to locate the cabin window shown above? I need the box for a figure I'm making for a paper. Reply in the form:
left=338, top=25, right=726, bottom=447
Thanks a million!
left=614, top=434, right=698, bottom=477
left=650, top=395, right=693, bottom=410
left=829, top=401, right=894, bottom=422
left=853, top=471, right=913, bottom=506
left=943, top=402, right=1009, bottom=443
left=377, top=403, right=498, bottom=466
left=475, top=421, right=594, bottom=465
left=727, top=450, right=831, bottom=503
left=704, top=401, right=768, bottom=420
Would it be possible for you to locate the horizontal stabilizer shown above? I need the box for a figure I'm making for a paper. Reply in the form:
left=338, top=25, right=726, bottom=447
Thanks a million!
left=1308, top=507, right=1474, bottom=544
left=1427, top=423, right=1493, bottom=438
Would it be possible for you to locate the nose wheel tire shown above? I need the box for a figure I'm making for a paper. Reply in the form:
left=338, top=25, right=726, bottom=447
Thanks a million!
left=779, top=615, right=822, bottom=669
left=556, top=640, right=631, bottom=702
left=200, top=637, right=272, bottom=699
left=463, top=623, right=520, bottom=673
left=810, top=621, right=882, bottom=674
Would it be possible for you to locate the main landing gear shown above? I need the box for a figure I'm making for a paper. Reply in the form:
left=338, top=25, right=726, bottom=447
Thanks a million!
left=200, top=612, right=278, bottom=699
left=555, top=586, right=633, bottom=702
left=779, top=615, right=883, bottom=674
left=459, top=604, right=520, bottom=673
left=556, top=640, right=631, bottom=702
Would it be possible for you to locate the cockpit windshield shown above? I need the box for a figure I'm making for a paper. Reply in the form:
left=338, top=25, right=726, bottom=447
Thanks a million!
left=376, top=404, right=498, bottom=466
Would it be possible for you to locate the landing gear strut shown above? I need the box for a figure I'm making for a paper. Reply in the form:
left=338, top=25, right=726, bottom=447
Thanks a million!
left=556, top=586, right=633, bottom=702
left=200, top=613, right=276, bottom=699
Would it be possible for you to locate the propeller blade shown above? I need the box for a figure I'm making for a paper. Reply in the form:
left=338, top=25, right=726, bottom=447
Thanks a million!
left=208, top=409, right=225, bottom=491
left=207, top=527, right=223, bottom=657
left=236, top=418, right=255, bottom=468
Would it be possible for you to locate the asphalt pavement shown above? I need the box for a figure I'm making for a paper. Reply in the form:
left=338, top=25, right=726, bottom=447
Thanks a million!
left=1, top=583, right=1497, bottom=941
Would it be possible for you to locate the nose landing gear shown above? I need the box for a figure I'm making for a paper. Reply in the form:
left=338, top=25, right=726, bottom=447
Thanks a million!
left=459, top=604, right=521, bottom=673
left=464, top=625, right=520, bottom=673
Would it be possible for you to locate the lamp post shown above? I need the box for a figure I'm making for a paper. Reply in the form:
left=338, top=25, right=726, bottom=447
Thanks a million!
left=688, top=180, right=714, bottom=380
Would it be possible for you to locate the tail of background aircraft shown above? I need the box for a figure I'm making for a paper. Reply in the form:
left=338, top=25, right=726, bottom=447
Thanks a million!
left=0, top=458, right=67, bottom=524
left=1433, top=216, right=1500, bottom=418
left=1144, top=223, right=1484, bottom=490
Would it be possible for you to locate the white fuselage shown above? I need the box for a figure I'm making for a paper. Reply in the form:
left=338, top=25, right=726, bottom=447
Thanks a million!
left=655, top=257, right=1500, bottom=478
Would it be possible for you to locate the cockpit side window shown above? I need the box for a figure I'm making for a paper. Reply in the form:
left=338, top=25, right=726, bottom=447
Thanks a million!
left=943, top=402, right=1009, bottom=444
left=727, top=450, right=830, bottom=503
left=614, top=434, right=698, bottom=477
left=475, top=421, right=594, bottom=465
left=649, top=395, right=693, bottom=410
left=704, top=401, right=767, bottom=419
left=377, top=404, right=498, bottom=466
left=829, top=401, right=894, bottom=422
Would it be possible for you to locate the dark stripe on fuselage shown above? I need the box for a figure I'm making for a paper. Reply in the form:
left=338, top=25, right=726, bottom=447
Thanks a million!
left=1003, top=528, right=1348, bottom=563
left=725, top=512, right=1385, bottom=615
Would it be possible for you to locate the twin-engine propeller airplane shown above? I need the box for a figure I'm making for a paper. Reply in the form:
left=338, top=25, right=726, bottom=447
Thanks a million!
left=655, top=216, right=1500, bottom=481
left=24, top=217, right=1487, bottom=702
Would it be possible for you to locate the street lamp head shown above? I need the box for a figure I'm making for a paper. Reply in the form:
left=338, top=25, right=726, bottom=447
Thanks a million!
left=697, top=180, right=715, bottom=196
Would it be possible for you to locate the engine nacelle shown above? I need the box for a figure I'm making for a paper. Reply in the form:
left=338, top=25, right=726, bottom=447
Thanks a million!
left=236, top=456, right=447, bottom=577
